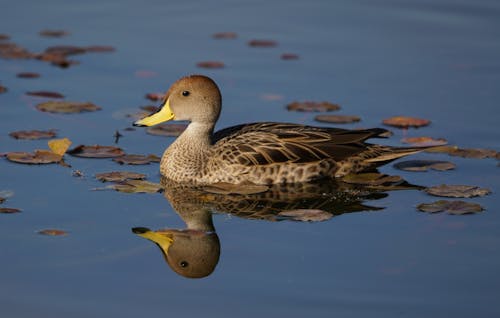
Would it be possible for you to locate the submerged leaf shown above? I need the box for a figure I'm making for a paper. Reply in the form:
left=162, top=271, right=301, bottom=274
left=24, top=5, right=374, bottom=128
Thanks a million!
left=36, top=101, right=101, bottom=113
left=417, top=200, right=484, bottom=215
left=286, top=101, right=341, bottom=112
left=38, top=229, right=68, bottom=236
left=314, top=114, right=361, bottom=124
left=95, top=171, right=146, bottom=182
left=382, top=116, right=430, bottom=128
left=68, top=145, right=125, bottom=158
left=394, top=160, right=455, bottom=172
left=9, top=129, right=57, bottom=140
left=113, top=154, right=159, bottom=165
left=424, top=184, right=491, bottom=198
left=278, top=209, right=332, bottom=222
left=48, top=138, right=72, bottom=156
left=146, top=123, right=188, bottom=137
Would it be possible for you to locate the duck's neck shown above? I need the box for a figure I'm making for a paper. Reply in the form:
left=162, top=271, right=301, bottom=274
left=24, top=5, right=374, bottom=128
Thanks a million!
left=160, top=122, right=214, bottom=181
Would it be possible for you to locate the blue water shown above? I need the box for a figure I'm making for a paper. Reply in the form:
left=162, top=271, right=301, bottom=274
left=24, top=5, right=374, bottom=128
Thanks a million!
left=1, top=0, right=499, bottom=317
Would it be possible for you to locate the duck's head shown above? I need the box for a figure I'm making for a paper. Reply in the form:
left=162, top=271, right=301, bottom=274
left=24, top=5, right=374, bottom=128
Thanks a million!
left=134, top=75, right=222, bottom=127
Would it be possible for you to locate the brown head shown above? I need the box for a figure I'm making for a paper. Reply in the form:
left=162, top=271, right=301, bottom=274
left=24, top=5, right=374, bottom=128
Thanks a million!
left=134, top=75, right=222, bottom=127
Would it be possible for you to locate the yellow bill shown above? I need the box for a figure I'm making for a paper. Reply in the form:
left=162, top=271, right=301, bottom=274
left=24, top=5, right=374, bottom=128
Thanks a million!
left=132, top=227, right=174, bottom=251
left=134, top=99, right=174, bottom=126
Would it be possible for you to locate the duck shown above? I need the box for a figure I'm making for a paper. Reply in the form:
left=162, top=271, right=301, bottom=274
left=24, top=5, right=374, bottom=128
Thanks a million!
left=134, top=75, right=421, bottom=185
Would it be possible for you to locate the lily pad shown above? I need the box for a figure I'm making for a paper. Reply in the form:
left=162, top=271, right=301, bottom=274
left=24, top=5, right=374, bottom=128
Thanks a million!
left=6, top=150, right=62, bottom=164
left=113, top=154, right=160, bottom=165
left=213, top=32, right=238, bottom=39
left=394, top=160, right=455, bottom=172
left=38, top=229, right=68, bottom=236
left=286, top=101, right=341, bottom=112
left=44, top=45, right=86, bottom=56
left=110, top=180, right=163, bottom=193
left=146, top=123, right=187, bottom=137
left=382, top=116, right=430, bottom=128
left=0, top=42, right=34, bottom=59
left=203, top=182, right=269, bottom=195
left=280, top=53, right=299, bottom=60
left=196, top=61, right=225, bottom=69
left=9, top=129, right=57, bottom=140
left=401, top=136, right=447, bottom=147
left=278, top=209, right=332, bottom=222
left=17, top=72, right=40, bottom=78
left=314, top=114, right=361, bottom=124
left=36, top=101, right=101, bottom=113
left=95, top=171, right=147, bottom=182
left=447, top=148, right=497, bottom=159
left=342, top=173, right=403, bottom=186
left=26, top=91, right=65, bottom=98
left=417, top=200, right=484, bottom=215
left=248, top=39, right=278, bottom=47
left=68, top=145, right=125, bottom=158
left=35, top=52, right=77, bottom=68
left=0, top=208, right=21, bottom=214
left=424, top=184, right=491, bottom=198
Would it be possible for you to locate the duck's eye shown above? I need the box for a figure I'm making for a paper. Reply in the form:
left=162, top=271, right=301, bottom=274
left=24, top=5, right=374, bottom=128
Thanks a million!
left=179, top=261, right=189, bottom=268
left=182, top=91, right=190, bottom=97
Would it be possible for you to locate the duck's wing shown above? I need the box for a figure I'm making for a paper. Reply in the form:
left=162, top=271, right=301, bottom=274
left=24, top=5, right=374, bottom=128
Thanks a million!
left=212, top=122, right=389, bottom=166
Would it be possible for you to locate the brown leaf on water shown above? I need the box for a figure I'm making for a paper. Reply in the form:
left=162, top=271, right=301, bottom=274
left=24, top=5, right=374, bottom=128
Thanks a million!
left=145, top=93, right=165, bottom=102
left=315, top=114, right=361, bottom=124
left=424, top=146, right=498, bottom=159
left=36, top=101, right=101, bottom=113
left=35, top=52, right=77, bottom=68
left=146, top=123, right=188, bottom=137
left=68, top=145, right=125, bottom=158
left=48, top=138, right=72, bottom=156
left=424, top=184, right=491, bottom=198
left=113, top=154, right=159, bottom=165
left=110, top=180, right=163, bottom=194
left=342, top=173, right=403, bottom=186
left=278, top=209, right=332, bottom=222
left=196, top=61, right=225, bottom=69
left=394, top=160, right=455, bottom=172
left=39, top=30, right=70, bottom=37
left=44, top=45, right=86, bottom=56
left=0, top=42, right=34, bottom=59
left=417, top=200, right=484, bottom=215
left=382, top=116, right=430, bottom=128
left=6, top=150, right=62, bottom=164
left=17, top=72, right=40, bottom=78
left=26, top=91, right=65, bottom=98
left=38, top=229, right=68, bottom=236
left=95, top=171, right=146, bottom=182
left=9, top=129, right=57, bottom=140
left=213, top=32, right=238, bottom=39
left=203, top=182, right=269, bottom=195
left=401, top=136, right=448, bottom=147
left=0, top=34, right=10, bottom=41
left=286, top=101, right=341, bottom=112
left=281, top=53, right=299, bottom=60
left=85, top=45, right=116, bottom=52
left=0, top=85, right=7, bottom=93
left=248, top=39, right=278, bottom=47
left=0, top=207, right=21, bottom=214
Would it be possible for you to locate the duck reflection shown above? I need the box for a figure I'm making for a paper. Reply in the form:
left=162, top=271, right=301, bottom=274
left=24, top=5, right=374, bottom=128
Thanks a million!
left=133, top=177, right=420, bottom=278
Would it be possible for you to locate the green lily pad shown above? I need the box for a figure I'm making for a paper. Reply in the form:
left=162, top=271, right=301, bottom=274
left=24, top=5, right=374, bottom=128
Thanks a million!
left=424, top=184, right=491, bottom=198
left=394, top=160, right=455, bottom=172
left=36, top=101, right=101, bottom=113
left=417, top=200, right=484, bottom=215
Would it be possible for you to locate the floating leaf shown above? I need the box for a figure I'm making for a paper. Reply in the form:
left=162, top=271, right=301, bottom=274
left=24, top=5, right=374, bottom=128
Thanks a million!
left=417, top=200, right=484, bottom=215
left=286, top=101, right=341, bottom=112
left=213, top=32, right=238, bottom=39
left=0, top=42, right=34, bottom=59
left=401, top=136, right=447, bottom=147
left=26, top=91, right=65, bottom=98
left=447, top=148, right=497, bottom=159
left=95, top=171, right=146, bottom=182
left=44, top=45, right=86, bottom=56
left=0, top=207, right=21, bottom=214
left=48, top=138, right=72, bottom=156
left=425, top=184, right=491, bottom=198
left=146, top=123, right=188, bottom=137
left=394, top=160, right=455, bottom=172
left=203, top=182, right=269, bottom=195
left=85, top=45, right=116, bottom=52
left=113, top=154, right=159, bottom=165
left=0, top=34, right=10, bottom=41
left=39, top=30, right=70, bottom=37
left=196, top=61, right=225, bottom=69
left=314, top=114, right=361, bottom=124
left=17, top=72, right=40, bottom=78
left=36, top=101, right=101, bottom=113
left=68, top=145, right=125, bottom=158
left=35, top=52, right=76, bottom=68
left=248, top=39, right=277, bottom=47
left=278, top=209, right=332, bottom=222
left=0, top=85, right=7, bottom=93
left=111, top=180, right=163, bottom=193
left=6, top=150, right=62, bottom=164
left=9, top=129, right=57, bottom=140
left=382, top=116, right=430, bottom=128
left=145, top=93, right=165, bottom=101
left=38, top=229, right=68, bottom=236
left=280, top=53, right=299, bottom=60
left=342, top=173, right=403, bottom=186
